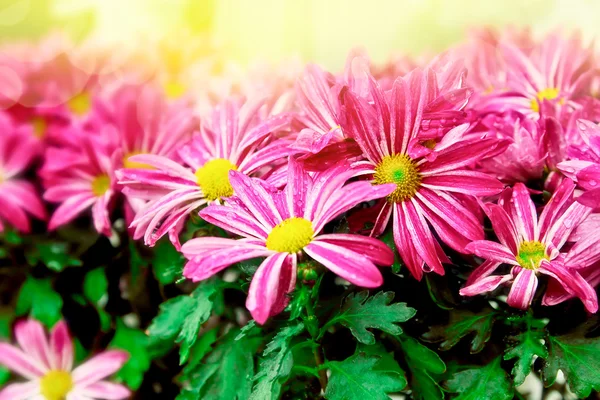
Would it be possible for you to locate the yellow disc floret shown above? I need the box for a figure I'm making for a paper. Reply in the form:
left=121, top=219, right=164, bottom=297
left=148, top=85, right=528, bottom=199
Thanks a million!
left=531, top=88, right=560, bottom=112
left=91, top=174, right=111, bottom=197
left=164, top=80, right=187, bottom=99
left=516, top=240, right=549, bottom=270
left=195, top=158, right=238, bottom=201
left=373, top=154, right=421, bottom=203
left=40, top=370, right=73, bottom=400
left=32, top=116, right=47, bottom=138
left=67, top=92, right=92, bottom=116
left=266, top=217, right=314, bottom=253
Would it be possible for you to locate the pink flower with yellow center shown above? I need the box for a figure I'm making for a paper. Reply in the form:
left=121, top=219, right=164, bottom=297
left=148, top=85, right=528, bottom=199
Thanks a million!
left=340, top=68, right=505, bottom=280
left=181, top=159, right=396, bottom=324
left=0, top=112, right=46, bottom=233
left=0, top=319, right=129, bottom=400
left=461, top=180, right=598, bottom=312
left=117, top=97, right=293, bottom=248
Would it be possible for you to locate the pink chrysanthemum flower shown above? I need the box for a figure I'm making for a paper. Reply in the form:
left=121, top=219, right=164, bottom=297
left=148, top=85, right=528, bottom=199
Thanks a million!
left=461, top=180, right=598, bottom=312
left=558, top=119, right=600, bottom=208
left=0, top=319, right=129, bottom=400
left=117, top=97, right=292, bottom=248
left=340, top=68, right=505, bottom=280
left=480, top=32, right=596, bottom=118
left=43, top=133, right=118, bottom=236
left=181, top=159, right=395, bottom=324
left=0, top=112, right=46, bottom=233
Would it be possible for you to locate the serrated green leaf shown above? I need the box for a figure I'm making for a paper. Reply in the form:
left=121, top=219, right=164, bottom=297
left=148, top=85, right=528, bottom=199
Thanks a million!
left=235, top=320, right=259, bottom=341
left=542, top=332, right=600, bottom=397
left=15, top=277, right=62, bottom=328
left=325, top=353, right=406, bottom=400
left=148, top=296, right=196, bottom=341
left=110, top=319, right=151, bottom=390
left=250, top=322, right=305, bottom=400
left=184, top=328, right=219, bottom=374
left=83, top=268, right=108, bottom=304
left=504, top=329, right=548, bottom=386
left=422, top=309, right=496, bottom=353
left=356, top=342, right=406, bottom=381
left=445, top=357, right=512, bottom=400
left=152, top=239, right=184, bottom=284
left=176, top=285, right=217, bottom=363
left=184, top=329, right=259, bottom=400
left=398, top=335, right=446, bottom=400
left=323, top=291, right=416, bottom=344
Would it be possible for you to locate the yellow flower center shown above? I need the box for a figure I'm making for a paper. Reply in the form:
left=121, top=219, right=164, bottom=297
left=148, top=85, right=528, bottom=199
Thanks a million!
left=531, top=88, right=559, bottom=112
left=123, top=152, right=154, bottom=169
left=164, top=80, right=187, bottom=99
left=195, top=158, right=238, bottom=201
left=40, top=370, right=73, bottom=400
left=516, top=240, right=549, bottom=270
left=67, top=92, right=92, bottom=116
left=91, top=174, right=111, bottom=197
left=32, top=116, right=47, bottom=138
left=373, top=154, right=421, bottom=203
left=266, top=217, right=314, bottom=253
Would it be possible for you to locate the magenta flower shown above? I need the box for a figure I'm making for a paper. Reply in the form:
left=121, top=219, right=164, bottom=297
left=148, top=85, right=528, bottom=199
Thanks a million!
left=480, top=32, right=596, bottom=118
left=0, top=112, right=46, bottom=233
left=340, top=68, right=505, bottom=280
left=558, top=119, right=600, bottom=208
left=117, top=97, right=292, bottom=248
left=0, top=319, right=129, bottom=400
left=181, top=159, right=396, bottom=324
left=461, top=180, right=598, bottom=312
left=43, top=133, right=118, bottom=236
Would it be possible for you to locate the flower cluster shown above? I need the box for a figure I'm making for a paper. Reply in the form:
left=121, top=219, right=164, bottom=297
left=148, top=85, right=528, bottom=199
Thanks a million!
left=1, top=28, right=600, bottom=333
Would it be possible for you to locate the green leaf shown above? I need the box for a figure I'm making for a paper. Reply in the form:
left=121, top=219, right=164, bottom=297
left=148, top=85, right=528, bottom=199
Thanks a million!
left=398, top=335, right=446, bottom=400
left=250, top=322, right=305, bottom=400
left=110, top=319, right=151, bottom=390
left=0, top=313, right=12, bottom=385
left=147, top=283, right=217, bottom=364
left=83, top=268, right=108, bottom=304
left=504, top=329, right=548, bottom=386
left=2, top=229, right=22, bottom=245
left=183, top=328, right=219, bottom=374
left=356, top=342, right=406, bottom=382
left=380, top=230, right=402, bottom=274
left=152, top=239, right=184, bottom=284
left=15, top=277, right=63, bottom=328
left=542, top=331, right=600, bottom=398
left=184, top=329, right=260, bottom=400
left=422, top=309, right=496, bottom=353
left=323, top=291, right=416, bottom=344
left=27, top=242, right=82, bottom=272
left=325, top=353, right=406, bottom=400
left=445, top=358, right=512, bottom=400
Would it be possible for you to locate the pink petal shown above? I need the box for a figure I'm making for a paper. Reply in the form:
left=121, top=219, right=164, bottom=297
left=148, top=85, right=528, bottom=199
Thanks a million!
left=577, top=188, right=600, bottom=208
left=540, top=261, right=598, bottom=313
left=0, top=193, right=30, bottom=233
left=421, top=170, right=504, bottom=196
left=14, top=320, right=51, bottom=371
left=49, top=320, right=73, bottom=371
left=71, top=350, right=129, bottom=387
left=509, top=183, right=538, bottom=242
left=92, top=193, right=113, bottom=236
left=126, top=154, right=196, bottom=181
left=0, top=381, right=40, bottom=400
left=538, top=178, right=576, bottom=238
left=315, top=233, right=394, bottom=266
left=0, top=181, right=47, bottom=220
left=75, top=381, right=131, bottom=400
left=0, top=343, right=46, bottom=379
left=543, top=201, right=591, bottom=250
left=483, top=204, right=519, bottom=254
left=304, top=241, right=383, bottom=288
left=465, top=240, right=519, bottom=266
left=401, top=201, right=445, bottom=275
left=284, top=158, right=310, bottom=218
left=246, top=253, right=295, bottom=324
left=507, top=269, right=538, bottom=310
left=228, top=171, right=282, bottom=229
left=48, top=194, right=96, bottom=231
left=199, top=205, right=268, bottom=239
left=460, top=274, right=511, bottom=297
left=465, top=260, right=502, bottom=286
left=392, top=205, right=423, bottom=280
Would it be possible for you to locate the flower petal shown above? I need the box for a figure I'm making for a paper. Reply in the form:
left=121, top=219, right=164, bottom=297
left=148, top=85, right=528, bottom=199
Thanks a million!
left=507, top=269, right=538, bottom=310
left=0, top=381, right=40, bottom=400
left=71, top=350, right=129, bottom=387
left=49, top=320, right=73, bottom=371
left=304, top=241, right=383, bottom=287
left=74, top=381, right=131, bottom=400
left=315, top=233, right=394, bottom=266
left=465, top=240, right=518, bottom=266
left=460, top=274, right=511, bottom=297
left=0, top=343, right=46, bottom=379
left=509, top=183, right=537, bottom=242
left=540, top=260, right=598, bottom=313
left=14, top=320, right=51, bottom=371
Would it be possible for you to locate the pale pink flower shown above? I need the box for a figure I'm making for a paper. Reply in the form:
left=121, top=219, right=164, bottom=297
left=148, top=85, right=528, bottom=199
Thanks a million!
left=181, top=159, right=395, bottom=324
left=0, top=319, right=129, bottom=400
left=0, top=112, right=46, bottom=233
left=461, top=180, right=598, bottom=312
left=117, top=97, right=293, bottom=248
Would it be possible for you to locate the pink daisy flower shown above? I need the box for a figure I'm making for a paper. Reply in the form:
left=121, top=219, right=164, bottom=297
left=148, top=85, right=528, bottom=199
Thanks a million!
left=181, top=159, right=396, bottom=324
left=480, top=32, right=596, bottom=118
left=461, top=180, right=598, bottom=312
left=0, top=112, right=46, bottom=233
left=117, top=97, right=293, bottom=248
left=340, top=68, right=505, bottom=280
left=0, top=319, right=129, bottom=400
left=558, top=119, right=600, bottom=208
